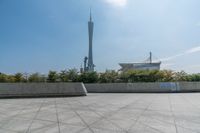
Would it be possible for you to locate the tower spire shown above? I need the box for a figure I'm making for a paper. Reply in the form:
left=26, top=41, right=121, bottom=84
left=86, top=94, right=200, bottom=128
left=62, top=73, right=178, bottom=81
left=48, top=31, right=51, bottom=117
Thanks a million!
left=90, top=8, right=92, bottom=21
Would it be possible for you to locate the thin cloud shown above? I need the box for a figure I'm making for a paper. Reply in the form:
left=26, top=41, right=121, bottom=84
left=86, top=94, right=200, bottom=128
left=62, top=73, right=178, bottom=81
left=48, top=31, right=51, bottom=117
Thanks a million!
left=159, top=53, right=184, bottom=62
left=105, top=0, right=127, bottom=7
left=185, top=46, right=200, bottom=54
left=159, top=46, right=200, bottom=62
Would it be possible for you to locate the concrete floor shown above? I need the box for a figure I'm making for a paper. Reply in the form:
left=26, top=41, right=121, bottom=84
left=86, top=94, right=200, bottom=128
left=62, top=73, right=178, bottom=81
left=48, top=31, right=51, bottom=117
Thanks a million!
left=0, top=93, right=200, bottom=133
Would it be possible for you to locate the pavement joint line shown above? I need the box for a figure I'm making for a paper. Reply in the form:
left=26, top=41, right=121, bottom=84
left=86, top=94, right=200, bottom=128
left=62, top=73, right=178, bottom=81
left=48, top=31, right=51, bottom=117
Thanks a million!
left=134, top=121, right=165, bottom=133
left=25, top=99, right=46, bottom=133
left=179, top=94, right=200, bottom=110
left=168, top=94, right=179, bottom=133
left=66, top=100, right=95, bottom=133
left=0, top=101, right=38, bottom=129
left=100, top=97, right=151, bottom=132
left=26, top=121, right=58, bottom=132
left=126, top=95, right=165, bottom=133
left=74, top=99, right=129, bottom=133
left=173, top=94, right=200, bottom=133
left=55, top=98, right=61, bottom=133
left=146, top=110, right=177, bottom=125
left=86, top=95, right=145, bottom=129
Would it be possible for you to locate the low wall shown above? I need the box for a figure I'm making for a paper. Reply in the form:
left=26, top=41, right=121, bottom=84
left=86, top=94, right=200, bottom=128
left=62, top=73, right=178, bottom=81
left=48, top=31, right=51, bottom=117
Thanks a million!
left=0, top=82, right=199, bottom=98
left=85, top=82, right=200, bottom=93
left=179, top=82, right=200, bottom=92
left=0, top=83, right=87, bottom=98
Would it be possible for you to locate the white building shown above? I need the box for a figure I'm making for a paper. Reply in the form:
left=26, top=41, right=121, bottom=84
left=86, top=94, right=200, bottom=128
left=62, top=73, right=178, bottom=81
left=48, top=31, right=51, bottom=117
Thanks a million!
left=119, top=52, right=161, bottom=72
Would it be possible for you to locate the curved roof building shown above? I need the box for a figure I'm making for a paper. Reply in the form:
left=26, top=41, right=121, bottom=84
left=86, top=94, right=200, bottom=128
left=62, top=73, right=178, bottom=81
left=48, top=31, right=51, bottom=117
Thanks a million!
left=119, top=52, right=161, bottom=72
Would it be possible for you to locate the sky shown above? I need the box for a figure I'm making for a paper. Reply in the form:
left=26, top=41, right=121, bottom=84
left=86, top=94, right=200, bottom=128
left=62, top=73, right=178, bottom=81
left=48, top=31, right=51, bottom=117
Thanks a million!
left=0, top=0, right=200, bottom=74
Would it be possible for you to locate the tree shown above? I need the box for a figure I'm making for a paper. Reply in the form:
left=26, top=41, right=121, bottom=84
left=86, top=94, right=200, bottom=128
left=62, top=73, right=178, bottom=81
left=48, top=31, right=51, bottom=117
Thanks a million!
left=158, top=70, right=174, bottom=82
left=99, top=70, right=119, bottom=83
left=67, top=69, right=78, bottom=82
left=174, top=71, right=188, bottom=81
left=47, top=71, right=58, bottom=82
left=14, top=73, right=25, bottom=82
left=0, top=73, right=8, bottom=82
left=148, top=70, right=161, bottom=82
left=28, top=73, right=46, bottom=82
left=187, top=74, right=200, bottom=82
left=119, top=71, right=129, bottom=82
left=78, top=72, right=98, bottom=83
left=59, top=70, right=68, bottom=82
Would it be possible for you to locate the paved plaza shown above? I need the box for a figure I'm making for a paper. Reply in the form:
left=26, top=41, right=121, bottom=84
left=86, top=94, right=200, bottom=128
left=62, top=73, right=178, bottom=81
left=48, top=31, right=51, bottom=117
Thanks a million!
left=0, top=93, right=200, bottom=133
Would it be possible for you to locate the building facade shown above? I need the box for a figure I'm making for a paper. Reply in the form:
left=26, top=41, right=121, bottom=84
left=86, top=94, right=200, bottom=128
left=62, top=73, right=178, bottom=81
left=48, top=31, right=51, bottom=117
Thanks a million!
left=119, top=52, right=161, bottom=72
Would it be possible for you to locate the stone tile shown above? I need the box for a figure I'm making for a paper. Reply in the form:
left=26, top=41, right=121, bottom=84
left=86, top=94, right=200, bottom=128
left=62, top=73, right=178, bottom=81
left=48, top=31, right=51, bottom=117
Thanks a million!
left=0, top=128, right=17, bottom=133
left=137, top=116, right=177, bottom=133
left=90, top=119, right=125, bottom=132
left=59, top=123, right=86, bottom=133
left=1, top=118, right=32, bottom=132
left=59, top=115, right=86, bottom=127
left=176, top=126, right=199, bottom=133
left=128, top=122, right=162, bottom=133
left=36, top=111, right=57, bottom=122
left=0, top=93, right=200, bottom=133
left=27, top=120, right=56, bottom=132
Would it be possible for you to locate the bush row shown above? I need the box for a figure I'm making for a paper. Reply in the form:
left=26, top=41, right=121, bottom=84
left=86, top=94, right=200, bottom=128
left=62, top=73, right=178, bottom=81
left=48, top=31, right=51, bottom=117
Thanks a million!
left=0, top=69, right=200, bottom=83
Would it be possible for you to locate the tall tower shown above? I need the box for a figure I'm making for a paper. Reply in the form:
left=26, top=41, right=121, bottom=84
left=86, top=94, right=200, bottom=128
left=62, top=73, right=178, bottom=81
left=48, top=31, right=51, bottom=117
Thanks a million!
left=87, top=10, right=95, bottom=71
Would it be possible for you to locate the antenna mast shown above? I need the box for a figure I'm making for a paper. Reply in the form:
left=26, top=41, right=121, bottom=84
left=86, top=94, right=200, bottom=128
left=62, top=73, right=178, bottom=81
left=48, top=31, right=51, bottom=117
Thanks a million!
left=150, top=52, right=152, bottom=63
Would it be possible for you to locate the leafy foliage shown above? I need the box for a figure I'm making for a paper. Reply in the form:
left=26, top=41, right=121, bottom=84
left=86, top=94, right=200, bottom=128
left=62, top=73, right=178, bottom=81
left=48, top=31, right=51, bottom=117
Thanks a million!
left=78, top=72, right=98, bottom=83
left=67, top=69, right=79, bottom=82
left=47, top=71, right=58, bottom=82
left=99, top=70, right=118, bottom=83
left=14, top=73, right=26, bottom=82
left=28, top=73, right=46, bottom=82
left=1, top=70, right=200, bottom=83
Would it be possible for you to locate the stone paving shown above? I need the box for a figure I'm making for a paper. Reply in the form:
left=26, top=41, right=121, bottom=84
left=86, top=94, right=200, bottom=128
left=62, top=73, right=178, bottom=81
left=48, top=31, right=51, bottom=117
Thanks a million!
left=0, top=93, right=200, bottom=133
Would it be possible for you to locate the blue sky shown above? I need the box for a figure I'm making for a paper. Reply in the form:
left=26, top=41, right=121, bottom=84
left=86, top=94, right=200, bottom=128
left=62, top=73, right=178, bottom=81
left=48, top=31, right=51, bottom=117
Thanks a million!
left=0, top=0, right=200, bottom=74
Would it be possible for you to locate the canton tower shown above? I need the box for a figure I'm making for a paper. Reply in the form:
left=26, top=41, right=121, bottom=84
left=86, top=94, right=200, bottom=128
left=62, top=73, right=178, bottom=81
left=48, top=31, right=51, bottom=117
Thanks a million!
left=87, top=10, right=95, bottom=72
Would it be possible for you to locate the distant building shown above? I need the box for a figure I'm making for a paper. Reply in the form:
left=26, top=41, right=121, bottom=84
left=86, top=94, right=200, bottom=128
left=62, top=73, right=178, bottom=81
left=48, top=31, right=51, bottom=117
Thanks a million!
left=81, top=9, right=95, bottom=73
left=119, top=52, right=161, bottom=72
